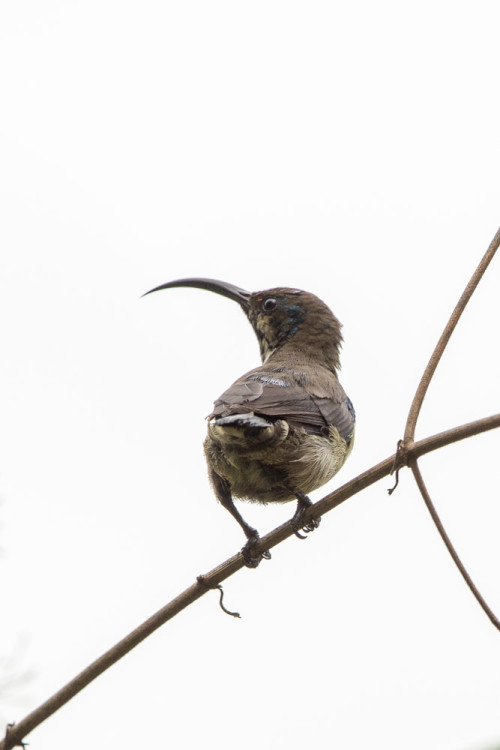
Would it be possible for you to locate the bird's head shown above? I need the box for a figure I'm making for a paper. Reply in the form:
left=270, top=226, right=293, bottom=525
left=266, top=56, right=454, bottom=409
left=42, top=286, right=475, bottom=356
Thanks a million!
left=143, top=277, right=343, bottom=370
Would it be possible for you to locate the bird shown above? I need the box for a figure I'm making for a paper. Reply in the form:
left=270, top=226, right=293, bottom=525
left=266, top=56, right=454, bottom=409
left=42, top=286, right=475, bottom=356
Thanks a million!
left=143, top=278, right=355, bottom=567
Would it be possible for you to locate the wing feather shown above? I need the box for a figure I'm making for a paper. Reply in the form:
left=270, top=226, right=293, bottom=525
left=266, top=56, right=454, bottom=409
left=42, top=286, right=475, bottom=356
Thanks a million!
left=209, top=366, right=355, bottom=441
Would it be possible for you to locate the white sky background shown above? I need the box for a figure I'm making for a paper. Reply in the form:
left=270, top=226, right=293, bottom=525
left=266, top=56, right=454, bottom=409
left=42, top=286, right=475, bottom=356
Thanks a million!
left=1, top=2, right=500, bottom=749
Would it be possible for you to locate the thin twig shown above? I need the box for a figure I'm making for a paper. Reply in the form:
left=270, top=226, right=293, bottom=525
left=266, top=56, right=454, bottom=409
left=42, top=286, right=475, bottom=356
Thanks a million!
left=398, top=227, right=500, bottom=632
left=410, top=458, right=500, bottom=630
left=196, top=576, right=241, bottom=618
left=387, top=439, right=407, bottom=495
left=1, top=413, right=499, bottom=750
left=404, top=226, right=500, bottom=442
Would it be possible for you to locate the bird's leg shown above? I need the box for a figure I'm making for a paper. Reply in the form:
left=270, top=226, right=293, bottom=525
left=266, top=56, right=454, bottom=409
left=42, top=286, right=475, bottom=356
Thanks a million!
left=240, top=527, right=272, bottom=569
left=290, top=490, right=321, bottom=539
left=210, top=470, right=271, bottom=567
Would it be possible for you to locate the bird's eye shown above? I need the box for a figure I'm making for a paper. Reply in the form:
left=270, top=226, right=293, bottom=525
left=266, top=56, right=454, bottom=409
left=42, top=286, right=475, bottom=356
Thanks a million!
left=262, top=297, right=277, bottom=312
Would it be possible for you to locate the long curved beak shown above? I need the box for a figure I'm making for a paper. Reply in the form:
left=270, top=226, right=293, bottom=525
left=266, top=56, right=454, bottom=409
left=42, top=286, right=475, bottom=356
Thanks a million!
left=142, top=277, right=251, bottom=311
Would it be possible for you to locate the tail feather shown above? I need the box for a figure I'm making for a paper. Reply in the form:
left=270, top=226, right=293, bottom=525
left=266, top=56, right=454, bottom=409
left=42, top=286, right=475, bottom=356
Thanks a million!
left=212, top=412, right=272, bottom=429
left=208, top=411, right=289, bottom=449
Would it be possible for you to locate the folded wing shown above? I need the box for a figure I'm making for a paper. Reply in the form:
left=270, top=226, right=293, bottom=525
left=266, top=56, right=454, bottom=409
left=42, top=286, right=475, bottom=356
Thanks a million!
left=209, top=367, right=355, bottom=442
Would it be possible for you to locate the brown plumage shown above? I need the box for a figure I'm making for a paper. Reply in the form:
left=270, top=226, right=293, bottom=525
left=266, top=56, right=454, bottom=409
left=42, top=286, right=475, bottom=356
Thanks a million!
left=143, top=278, right=355, bottom=567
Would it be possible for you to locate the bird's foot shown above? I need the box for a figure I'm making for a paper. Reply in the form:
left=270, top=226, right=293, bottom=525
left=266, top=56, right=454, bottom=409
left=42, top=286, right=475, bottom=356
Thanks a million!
left=241, top=532, right=271, bottom=568
left=291, top=493, right=321, bottom=539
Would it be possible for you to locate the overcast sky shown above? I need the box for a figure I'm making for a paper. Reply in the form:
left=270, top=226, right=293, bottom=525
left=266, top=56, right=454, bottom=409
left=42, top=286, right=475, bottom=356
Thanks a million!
left=1, top=2, right=500, bottom=749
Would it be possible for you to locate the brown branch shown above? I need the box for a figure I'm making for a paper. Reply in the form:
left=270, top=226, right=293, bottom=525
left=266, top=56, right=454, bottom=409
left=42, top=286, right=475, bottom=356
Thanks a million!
left=2, top=412, right=499, bottom=750
left=3, top=230, right=499, bottom=750
left=398, top=227, right=500, bottom=631
left=404, top=225, right=500, bottom=442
